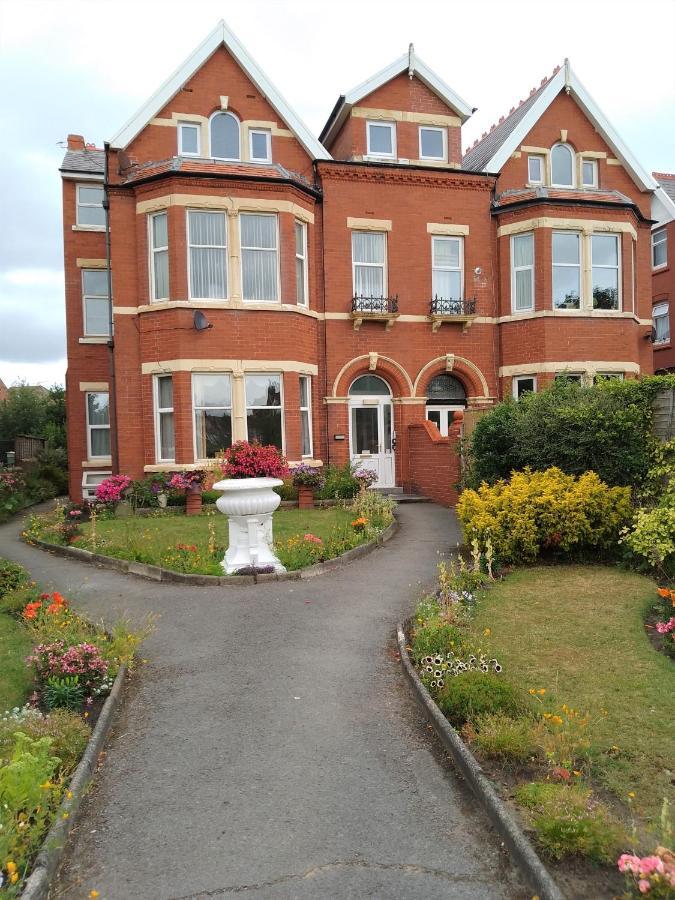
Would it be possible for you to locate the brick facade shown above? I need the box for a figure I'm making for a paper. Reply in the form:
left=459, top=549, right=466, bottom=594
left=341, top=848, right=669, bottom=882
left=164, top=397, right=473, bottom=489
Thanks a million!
left=60, top=26, right=657, bottom=504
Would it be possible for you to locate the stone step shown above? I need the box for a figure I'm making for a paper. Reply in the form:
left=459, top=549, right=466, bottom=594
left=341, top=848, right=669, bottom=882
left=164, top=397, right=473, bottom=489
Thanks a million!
left=374, top=488, right=431, bottom=503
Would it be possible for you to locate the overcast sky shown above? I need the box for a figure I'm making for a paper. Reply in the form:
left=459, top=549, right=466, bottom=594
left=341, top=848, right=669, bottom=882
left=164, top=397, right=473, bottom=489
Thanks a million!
left=1, top=0, right=674, bottom=389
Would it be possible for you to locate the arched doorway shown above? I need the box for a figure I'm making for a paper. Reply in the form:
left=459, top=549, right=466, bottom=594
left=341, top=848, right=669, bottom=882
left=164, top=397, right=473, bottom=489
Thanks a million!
left=425, top=374, right=466, bottom=436
left=348, top=375, right=395, bottom=488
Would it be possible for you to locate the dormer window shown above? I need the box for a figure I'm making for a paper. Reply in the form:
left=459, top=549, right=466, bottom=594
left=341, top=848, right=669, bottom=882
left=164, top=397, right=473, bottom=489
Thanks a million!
left=210, top=111, right=240, bottom=161
left=249, top=128, right=272, bottom=163
left=366, top=121, right=396, bottom=159
left=551, top=143, right=574, bottom=187
left=178, top=122, right=200, bottom=157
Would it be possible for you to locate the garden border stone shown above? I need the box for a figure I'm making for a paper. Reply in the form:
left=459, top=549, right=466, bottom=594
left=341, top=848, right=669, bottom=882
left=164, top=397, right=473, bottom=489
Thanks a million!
left=20, top=664, right=127, bottom=900
left=25, top=519, right=398, bottom=586
left=396, top=624, right=565, bottom=900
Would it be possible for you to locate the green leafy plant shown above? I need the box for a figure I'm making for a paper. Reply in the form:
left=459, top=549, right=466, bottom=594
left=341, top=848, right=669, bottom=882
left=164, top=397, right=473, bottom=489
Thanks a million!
left=411, top=620, right=463, bottom=662
left=0, top=559, right=29, bottom=599
left=0, top=708, right=89, bottom=773
left=315, top=462, right=360, bottom=499
left=464, top=713, right=537, bottom=764
left=42, top=676, right=86, bottom=711
left=437, top=671, right=527, bottom=727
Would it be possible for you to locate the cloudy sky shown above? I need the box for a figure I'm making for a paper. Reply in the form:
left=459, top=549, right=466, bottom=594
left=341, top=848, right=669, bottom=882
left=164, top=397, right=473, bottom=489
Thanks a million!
left=1, top=0, right=674, bottom=389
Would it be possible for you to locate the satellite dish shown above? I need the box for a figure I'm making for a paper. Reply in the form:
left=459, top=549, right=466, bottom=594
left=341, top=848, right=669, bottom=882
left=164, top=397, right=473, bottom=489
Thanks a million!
left=193, top=310, right=213, bottom=331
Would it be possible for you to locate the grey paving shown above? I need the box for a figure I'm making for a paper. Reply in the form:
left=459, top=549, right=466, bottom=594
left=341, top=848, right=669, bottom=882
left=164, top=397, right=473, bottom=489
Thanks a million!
left=0, top=505, right=526, bottom=899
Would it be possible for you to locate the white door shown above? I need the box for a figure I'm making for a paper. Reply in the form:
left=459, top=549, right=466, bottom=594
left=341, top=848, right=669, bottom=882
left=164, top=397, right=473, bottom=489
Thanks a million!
left=349, top=397, right=395, bottom=488
left=426, top=405, right=463, bottom=437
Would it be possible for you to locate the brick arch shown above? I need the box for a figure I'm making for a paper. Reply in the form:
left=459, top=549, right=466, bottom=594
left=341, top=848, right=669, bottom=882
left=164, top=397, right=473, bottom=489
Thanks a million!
left=413, top=356, right=489, bottom=400
left=332, top=355, right=413, bottom=398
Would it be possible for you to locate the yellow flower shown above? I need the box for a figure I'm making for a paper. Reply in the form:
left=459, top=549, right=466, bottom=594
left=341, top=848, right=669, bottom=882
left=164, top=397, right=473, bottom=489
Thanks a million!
left=62, top=812, right=70, bottom=820
left=550, top=715, right=563, bottom=726
left=66, top=790, right=73, bottom=800
left=6, top=861, right=17, bottom=875
left=89, top=892, right=100, bottom=898
left=628, top=791, right=635, bottom=799
left=40, top=781, right=53, bottom=790
left=573, top=770, right=582, bottom=777
left=10, top=873, right=18, bottom=884
left=537, top=688, right=546, bottom=695
left=482, top=628, right=491, bottom=636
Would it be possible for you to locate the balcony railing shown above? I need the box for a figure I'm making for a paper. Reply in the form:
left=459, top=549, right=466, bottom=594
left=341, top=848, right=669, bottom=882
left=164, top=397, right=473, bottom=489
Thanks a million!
left=429, top=296, right=476, bottom=316
left=352, top=295, right=399, bottom=314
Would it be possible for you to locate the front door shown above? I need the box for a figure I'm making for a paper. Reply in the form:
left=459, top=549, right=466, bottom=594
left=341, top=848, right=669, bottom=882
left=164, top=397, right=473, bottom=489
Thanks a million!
left=349, top=397, right=395, bottom=488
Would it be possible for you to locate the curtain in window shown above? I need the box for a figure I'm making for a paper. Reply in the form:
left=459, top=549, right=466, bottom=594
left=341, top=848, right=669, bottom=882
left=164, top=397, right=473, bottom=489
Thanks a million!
left=87, top=392, right=110, bottom=457
left=654, top=304, right=670, bottom=343
left=211, top=113, right=240, bottom=159
left=513, top=233, right=534, bottom=310
left=189, top=211, right=227, bottom=299
left=241, top=215, right=277, bottom=301
left=552, top=232, right=580, bottom=309
left=591, top=235, right=619, bottom=310
left=152, top=213, right=169, bottom=299
left=352, top=232, right=385, bottom=298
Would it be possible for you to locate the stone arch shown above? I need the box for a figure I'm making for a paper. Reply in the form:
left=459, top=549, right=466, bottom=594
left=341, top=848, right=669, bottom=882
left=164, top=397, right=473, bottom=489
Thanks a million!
left=413, top=355, right=490, bottom=400
left=332, top=355, right=413, bottom=398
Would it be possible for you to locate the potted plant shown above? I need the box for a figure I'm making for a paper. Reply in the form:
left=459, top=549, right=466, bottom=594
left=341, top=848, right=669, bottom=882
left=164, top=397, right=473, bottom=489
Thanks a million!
left=95, top=474, right=132, bottom=516
left=353, top=467, right=379, bottom=495
left=168, top=469, right=206, bottom=516
left=148, top=473, right=169, bottom=509
left=213, top=441, right=289, bottom=574
left=292, top=464, right=325, bottom=509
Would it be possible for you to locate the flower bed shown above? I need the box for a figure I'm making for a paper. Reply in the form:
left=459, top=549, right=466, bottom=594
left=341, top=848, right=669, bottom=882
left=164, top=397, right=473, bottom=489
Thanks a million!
left=0, top=559, right=147, bottom=894
left=406, top=558, right=675, bottom=899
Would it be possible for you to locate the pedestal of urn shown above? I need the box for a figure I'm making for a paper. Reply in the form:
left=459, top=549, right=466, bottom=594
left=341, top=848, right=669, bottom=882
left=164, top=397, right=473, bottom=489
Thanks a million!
left=213, top=477, right=286, bottom=575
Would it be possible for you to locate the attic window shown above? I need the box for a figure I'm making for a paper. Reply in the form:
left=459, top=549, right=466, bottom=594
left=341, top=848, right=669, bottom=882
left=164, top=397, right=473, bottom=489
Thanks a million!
left=210, top=112, right=240, bottom=161
left=249, top=129, right=271, bottom=163
left=551, top=143, right=574, bottom=187
left=366, top=121, right=396, bottom=159
left=178, top=122, right=200, bottom=157
left=419, top=127, right=446, bottom=161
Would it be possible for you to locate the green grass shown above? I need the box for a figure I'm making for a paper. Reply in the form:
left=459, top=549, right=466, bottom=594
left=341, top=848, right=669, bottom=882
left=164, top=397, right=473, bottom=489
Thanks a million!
left=467, top=565, right=675, bottom=830
left=0, top=611, right=33, bottom=712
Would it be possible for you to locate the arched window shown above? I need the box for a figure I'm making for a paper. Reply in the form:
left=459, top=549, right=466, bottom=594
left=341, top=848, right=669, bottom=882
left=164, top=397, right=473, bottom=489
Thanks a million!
left=425, top=374, right=466, bottom=406
left=349, top=375, right=391, bottom=396
left=551, top=143, right=574, bottom=187
left=210, top=112, right=240, bottom=160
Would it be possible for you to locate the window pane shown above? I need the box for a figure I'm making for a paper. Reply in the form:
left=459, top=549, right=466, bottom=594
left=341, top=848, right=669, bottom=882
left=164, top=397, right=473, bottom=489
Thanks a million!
left=250, top=131, right=269, bottom=160
left=87, top=393, right=109, bottom=425
left=553, top=267, right=581, bottom=308
left=79, top=186, right=103, bottom=205
left=194, top=374, right=231, bottom=408
left=528, top=157, right=543, bottom=182
left=433, top=237, right=460, bottom=268
left=352, top=407, right=379, bottom=453
left=353, top=232, right=384, bottom=264
left=583, top=160, right=595, bottom=185
left=592, top=268, right=619, bottom=309
left=84, top=297, right=110, bottom=335
left=515, top=269, right=533, bottom=309
left=189, top=210, right=226, bottom=245
left=159, top=412, right=175, bottom=460
left=195, top=409, right=232, bottom=458
left=516, top=378, right=535, bottom=397
left=247, top=409, right=282, bottom=448
left=301, top=410, right=311, bottom=456
left=368, top=123, right=393, bottom=155
left=354, top=265, right=384, bottom=297
left=211, top=113, right=239, bottom=159
left=245, top=374, right=281, bottom=407
left=421, top=128, right=444, bottom=158
left=157, top=376, right=172, bottom=409
left=180, top=125, right=199, bottom=154
left=152, top=213, right=167, bottom=248
left=299, top=376, right=309, bottom=407
left=241, top=214, right=277, bottom=252
left=349, top=375, right=390, bottom=396
left=83, top=270, right=108, bottom=296
left=242, top=249, right=277, bottom=300
left=653, top=232, right=667, bottom=267
left=295, top=222, right=304, bottom=254
left=90, top=428, right=110, bottom=457
left=432, top=269, right=461, bottom=300
left=655, top=310, right=670, bottom=343
left=553, top=232, right=580, bottom=264
left=296, top=257, right=306, bottom=304
left=513, top=233, right=533, bottom=266
left=190, top=248, right=227, bottom=298
left=551, top=144, right=573, bottom=185
left=78, top=204, right=106, bottom=227
left=592, top=234, right=618, bottom=266
left=153, top=250, right=169, bottom=299
left=427, top=410, right=441, bottom=428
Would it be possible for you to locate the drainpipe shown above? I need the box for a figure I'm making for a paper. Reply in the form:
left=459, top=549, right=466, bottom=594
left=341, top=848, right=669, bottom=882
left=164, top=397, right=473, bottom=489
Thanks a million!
left=103, top=141, right=120, bottom=475
left=315, top=161, right=331, bottom=466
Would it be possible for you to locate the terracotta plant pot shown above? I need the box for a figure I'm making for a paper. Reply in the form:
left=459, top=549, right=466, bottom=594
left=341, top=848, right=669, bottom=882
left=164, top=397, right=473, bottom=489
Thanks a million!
left=297, top=485, right=315, bottom=509
left=185, top=486, right=203, bottom=516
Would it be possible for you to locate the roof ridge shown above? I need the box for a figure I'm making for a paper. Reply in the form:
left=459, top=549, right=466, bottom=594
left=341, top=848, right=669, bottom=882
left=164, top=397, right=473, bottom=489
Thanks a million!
left=653, top=171, right=675, bottom=179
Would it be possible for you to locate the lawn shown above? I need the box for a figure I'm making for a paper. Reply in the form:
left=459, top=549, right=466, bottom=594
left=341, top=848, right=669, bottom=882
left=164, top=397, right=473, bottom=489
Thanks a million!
left=466, top=564, right=675, bottom=830
left=0, top=611, right=33, bottom=712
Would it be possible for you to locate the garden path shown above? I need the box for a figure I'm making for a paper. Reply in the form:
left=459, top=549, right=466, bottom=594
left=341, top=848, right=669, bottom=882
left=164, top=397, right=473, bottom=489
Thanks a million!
left=0, top=504, right=526, bottom=899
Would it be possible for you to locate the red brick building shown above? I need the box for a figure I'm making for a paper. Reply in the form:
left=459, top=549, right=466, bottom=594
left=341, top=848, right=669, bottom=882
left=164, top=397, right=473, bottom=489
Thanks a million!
left=651, top=174, right=675, bottom=372
left=60, top=22, right=659, bottom=504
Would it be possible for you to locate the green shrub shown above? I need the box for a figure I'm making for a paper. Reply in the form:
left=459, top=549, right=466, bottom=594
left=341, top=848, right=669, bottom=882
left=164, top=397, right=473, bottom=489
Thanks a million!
left=0, top=583, right=41, bottom=617
left=514, top=782, right=625, bottom=863
left=0, top=708, right=89, bottom=772
left=315, top=462, right=360, bottom=499
left=412, top=620, right=463, bottom=662
left=457, top=467, right=633, bottom=565
left=437, top=672, right=527, bottom=727
left=0, top=559, right=29, bottom=599
left=43, top=676, right=86, bottom=711
left=467, top=713, right=537, bottom=763
left=274, top=479, right=298, bottom=501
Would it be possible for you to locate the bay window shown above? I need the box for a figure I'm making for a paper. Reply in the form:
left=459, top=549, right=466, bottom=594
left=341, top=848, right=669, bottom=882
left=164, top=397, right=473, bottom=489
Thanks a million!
left=591, top=234, right=620, bottom=310
left=352, top=231, right=386, bottom=299
left=295, top=221, right=308, bottom=306
left=511, top=232, right=534, bottom=311
left=299, top=375, right=312, bottom=457
left=149, top=211, right=169, bottom=301
left=552, top=231, right=581, bottom=309
left=154, top=375, right=175, bottom=462
left=193, top=374, right=232, bottom=459
left=188, top=210, right=227, bottom=299
left=240, top=213, right=278, bottom=301
left=245, top=374, right=283, bottom=449
left=86, top=392, right=110, bottom=459
left=82, top=269, right=110, bottom=336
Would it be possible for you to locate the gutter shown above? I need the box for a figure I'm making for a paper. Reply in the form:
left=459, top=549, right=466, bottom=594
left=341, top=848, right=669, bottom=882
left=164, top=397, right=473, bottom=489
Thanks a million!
left=103, top=142, right=120, bottom=476
left=315, top=158, right=498, bottom=180
left=491, top=195, right=653, bottom=224
left=120, top=166, right=323, bottom=199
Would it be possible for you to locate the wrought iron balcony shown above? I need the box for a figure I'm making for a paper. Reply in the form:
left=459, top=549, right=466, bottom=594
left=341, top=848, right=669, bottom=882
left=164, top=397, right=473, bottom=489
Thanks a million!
left=428, top=296, right=477, bottom=333
left=350, top=295, right=400, bottom=331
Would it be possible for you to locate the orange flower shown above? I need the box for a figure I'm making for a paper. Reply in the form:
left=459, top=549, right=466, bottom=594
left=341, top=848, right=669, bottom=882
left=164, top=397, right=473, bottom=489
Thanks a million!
left=657, top=588, right=670, bottom=598
left=51, top=592, right=66, bottom=605
left=23, top=601, right=42, bottom=620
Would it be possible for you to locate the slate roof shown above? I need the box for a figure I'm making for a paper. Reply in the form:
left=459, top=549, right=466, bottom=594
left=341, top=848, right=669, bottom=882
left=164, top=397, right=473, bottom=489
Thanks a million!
left=654, top=173, right=675, bottom=204
left=494, top=186, right=636, bottom=209
left=462, top=71, right=558, bottom=171
left=60, top=148, right=105, bottom=175
left=120, top=156, right=318, bottom=193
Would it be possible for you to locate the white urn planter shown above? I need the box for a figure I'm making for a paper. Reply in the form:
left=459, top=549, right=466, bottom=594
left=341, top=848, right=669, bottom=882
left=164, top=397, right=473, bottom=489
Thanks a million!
left=213, top=477, right=286, bottom=575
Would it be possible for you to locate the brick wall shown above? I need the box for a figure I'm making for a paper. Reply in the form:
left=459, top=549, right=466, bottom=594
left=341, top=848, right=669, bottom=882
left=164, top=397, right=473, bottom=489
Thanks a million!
left=406, top=419, right=461, bottom=507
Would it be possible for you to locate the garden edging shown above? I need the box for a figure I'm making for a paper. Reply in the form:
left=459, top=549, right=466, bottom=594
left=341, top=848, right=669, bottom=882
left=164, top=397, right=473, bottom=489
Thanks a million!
left=25, top=518, right=398, bottom=586
left=396, top=624, right=565, bottom=900
left=19, top=664, right=127, bottom=900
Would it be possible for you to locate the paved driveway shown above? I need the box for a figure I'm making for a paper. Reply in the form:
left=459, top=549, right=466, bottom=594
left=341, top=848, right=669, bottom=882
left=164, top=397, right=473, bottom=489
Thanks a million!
left=0, top=504, right=525, bottom=899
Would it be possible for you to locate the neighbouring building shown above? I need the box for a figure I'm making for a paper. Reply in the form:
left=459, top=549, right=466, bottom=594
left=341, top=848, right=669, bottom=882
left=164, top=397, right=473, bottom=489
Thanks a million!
left=652, top=173, right=675, bottom=372
left=60, top=21, right=659, bottom=504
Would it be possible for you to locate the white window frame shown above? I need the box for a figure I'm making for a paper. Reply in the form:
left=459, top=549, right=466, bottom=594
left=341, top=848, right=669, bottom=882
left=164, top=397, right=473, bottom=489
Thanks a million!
left=178, top=122, right=200, bottom=157
left=85, top=391, right=110, bottom=460
left=187, top=209, right=228, bottom=301
left=512, top=375, right=537, bottom=399
left=82, top=471, right=111, bottom=501
left=239, top=212, right=280, bottom=302
left=299, top=375, right=313, bottom=458
left=582, top=158, right=598, bottom=188
left=555, top=372, right=584, bottom=384
left=209, top=110, right=241, bottom=161
left=366, top=120, right=396, bottom=159
left=591, top=233, right=621, bottom=311
left=431, top=235, right=463, bottom=300
left=192, top=373, right=233, bottom=462
left=552, top=230, right=582, bottom=310
left=594, top=372, right=624, bottom=383
left=510, top=232, right=535, bottom=312
left=652, top=228, right=668, bottom=270
left=153, top=375, right=175, bottom=463
left=149, top=211, right=169, bottom=302
left=244, top=373, right=285, bottom=452
left=653, top=301, right=670, bottom=344
left=76, top=184, right=105, bottom=229
left=249, top=128, right=272, bottom=163
left=527, top=155, right=544, bottom=185
left=295, top=220, right=308, bottom=307
left=551, top=143, right=576, bottom=188
left=418, top=126, right=447, bottom=161
left=81, top=268, right=110, bottom=337
left=352, top=231, right=388, bottom=299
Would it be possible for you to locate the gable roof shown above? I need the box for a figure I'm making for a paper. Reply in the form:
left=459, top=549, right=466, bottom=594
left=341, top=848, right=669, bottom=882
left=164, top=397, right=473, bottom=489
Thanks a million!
left=654, top=172, right=675, bottom=204
left=109, top=20, right=330, bottom=161
left=462, top=61, right=658, bottom=193
left=320, top=48, right=474, bottom=148
left=652, top=173, right=675, bottom=228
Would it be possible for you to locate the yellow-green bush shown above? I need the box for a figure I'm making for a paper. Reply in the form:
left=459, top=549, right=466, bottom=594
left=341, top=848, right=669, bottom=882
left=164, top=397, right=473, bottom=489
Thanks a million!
left=456, top=467, right=632, bottom=565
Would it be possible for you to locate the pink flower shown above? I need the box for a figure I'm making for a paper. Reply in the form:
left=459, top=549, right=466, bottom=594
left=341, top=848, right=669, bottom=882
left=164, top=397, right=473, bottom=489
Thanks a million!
left=638, top=879, right=651, bottom=893
left=303, top=533, right=323, bottom=544
left=639, top=857, right=664, bottom=876
left=619, top=854, right=641, bottom=874
left=655, top=617, right=675, bottom=634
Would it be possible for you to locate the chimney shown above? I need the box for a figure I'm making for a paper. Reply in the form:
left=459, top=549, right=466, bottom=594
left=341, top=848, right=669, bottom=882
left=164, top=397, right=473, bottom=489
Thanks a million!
left=67, top=134, right=85, bottom=151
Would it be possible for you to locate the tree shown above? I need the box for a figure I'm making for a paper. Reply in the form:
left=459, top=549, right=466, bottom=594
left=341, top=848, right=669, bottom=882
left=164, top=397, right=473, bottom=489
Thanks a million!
left=0, top=382, right=66, bottom=449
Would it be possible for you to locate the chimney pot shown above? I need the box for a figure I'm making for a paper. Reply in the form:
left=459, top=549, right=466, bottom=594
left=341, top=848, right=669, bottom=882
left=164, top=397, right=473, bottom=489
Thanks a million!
left=67, top=134, right=85, bottom=151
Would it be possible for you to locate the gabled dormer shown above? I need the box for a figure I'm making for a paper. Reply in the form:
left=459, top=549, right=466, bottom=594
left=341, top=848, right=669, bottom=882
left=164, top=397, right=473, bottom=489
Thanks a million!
left=320, top=46, right=473, bottom=168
